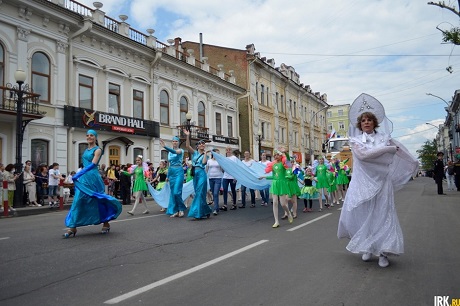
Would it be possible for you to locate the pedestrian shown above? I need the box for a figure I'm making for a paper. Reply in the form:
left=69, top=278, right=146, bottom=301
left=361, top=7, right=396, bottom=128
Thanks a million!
left=63, top=129, right=122, bottom=238
left=454, top=158, right=460, bottom=191
left=206, top=148, right=223, bottom=215
left=313, top=156, right=330, bottom=211
left=337, top=93, right=418, bottom=268
left=125, top=156, right=150, bottom=216
left=445, top=160, right=455, bottom=191
left=259, top=152, right=270, bottom=207
left=283, top=156, right=301, bottom=219
left=260, top=148, right=293, bottom=228
left=3, top=164, right=18, bottom=211
left=240, top=150, right=256, bottom=208
left=35, top=165, right=48, bottom=206
left=221, top=147, right=239, bottom=211
left=106, top=164, right=117, bottom=196
left=160, top=137, right=187, bottom=218
left=23, top=163, right=41, bottom=206
left=335, top=158, right=350, bottom=202
left=119, top=165, right=132, bottom=205
left=433, top=152, right=445, bottom=195
left=183, top=129, right=212, bottom=220
left=300, top=166, right=318, bottom=212
left=48, top=162, right=63, bottom=208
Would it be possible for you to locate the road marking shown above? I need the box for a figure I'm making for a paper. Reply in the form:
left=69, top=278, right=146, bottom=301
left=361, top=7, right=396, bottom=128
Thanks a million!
left=0, top=237, right=10, bottom=241
left=287, top=213, right=332, bottom=232
left=104, top=239, right=269, bottom=304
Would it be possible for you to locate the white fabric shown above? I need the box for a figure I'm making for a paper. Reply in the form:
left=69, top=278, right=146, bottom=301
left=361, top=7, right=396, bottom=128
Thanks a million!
left=337, top=131, right=418, bottom=256
left=222, top=155, right=238, bottom=179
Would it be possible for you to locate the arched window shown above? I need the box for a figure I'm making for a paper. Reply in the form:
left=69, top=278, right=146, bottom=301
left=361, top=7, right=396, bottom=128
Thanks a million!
left=160, top=90, right=169, bottom=125
left=31, top=139, right=49, bottom=171
left=32, top=52, right=50, bottom=103
left=198, top=101, right=205, bottom=127
left=180, top=96, right=188, bottom=124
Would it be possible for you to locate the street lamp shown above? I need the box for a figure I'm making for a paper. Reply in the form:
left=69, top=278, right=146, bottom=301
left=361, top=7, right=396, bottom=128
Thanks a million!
left=185, top=111, right=192, bottom=131
left=257, top=129, right=262, bottom=161
left=308, top=105, right=330, bottom=165
left=426, top=93, right=450, bottom=107
left=426, top=122, right=447, bottom=162
left=13, top=68, right=27, bottom=208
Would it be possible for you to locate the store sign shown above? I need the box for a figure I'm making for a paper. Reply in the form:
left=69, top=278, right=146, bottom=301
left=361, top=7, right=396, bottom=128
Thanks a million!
left=212, top=135, right=239, bottom=145
left=64, top=106, right=159, bottom=137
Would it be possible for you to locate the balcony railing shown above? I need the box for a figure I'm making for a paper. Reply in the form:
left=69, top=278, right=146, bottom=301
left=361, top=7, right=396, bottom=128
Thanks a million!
left=0, top=84, right=46, bottom=118
left=176, top=124, right=210, bottom=142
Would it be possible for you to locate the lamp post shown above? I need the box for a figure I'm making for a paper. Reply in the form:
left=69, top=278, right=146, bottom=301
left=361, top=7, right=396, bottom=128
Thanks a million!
left=426, top=93, right=450, bottom=106
left=185, top=111, right=192, bottom=132
left=257, top=129, right=262, bottom=161
left=426, top=122, right=447, bottom=162
left=13, top=68, right=27, bottom=208
left=308, top=105, right=330, bottom=165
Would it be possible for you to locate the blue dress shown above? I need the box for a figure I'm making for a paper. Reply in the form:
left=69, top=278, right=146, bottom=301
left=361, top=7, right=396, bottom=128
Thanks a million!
left=188, top=151, right=212, bottom=219
left=65, top=147, right=122, bottom=227
left=166, top=149, right=187, bottom=215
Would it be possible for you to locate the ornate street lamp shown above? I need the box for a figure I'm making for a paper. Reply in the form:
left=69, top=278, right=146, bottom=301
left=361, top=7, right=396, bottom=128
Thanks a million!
left=257, top=129, right=263, bottom=161
left=13, top=68, right=27, bottom=207
left=185, top=111, right=193, bottom=131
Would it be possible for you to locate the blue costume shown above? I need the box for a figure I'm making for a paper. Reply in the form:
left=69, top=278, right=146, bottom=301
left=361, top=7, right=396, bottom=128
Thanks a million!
left=188, top=151, right=212, bottom=219
left=165, top=145, right=186, bottom=215
left=65, top=146, right=122, bottom=228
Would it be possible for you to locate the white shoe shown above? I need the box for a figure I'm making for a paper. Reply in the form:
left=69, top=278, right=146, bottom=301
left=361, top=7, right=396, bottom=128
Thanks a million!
left=362, top=253, right=372, bottom=262
left=378, top=255, right=389, bottom=268
left=142, top=210, right=149, bottom=214
left=127, top=211, right=134, bottom=216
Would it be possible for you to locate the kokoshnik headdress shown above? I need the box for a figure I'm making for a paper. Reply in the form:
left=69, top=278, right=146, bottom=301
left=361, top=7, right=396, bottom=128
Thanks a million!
left=348, top=93, right=393, bottom=139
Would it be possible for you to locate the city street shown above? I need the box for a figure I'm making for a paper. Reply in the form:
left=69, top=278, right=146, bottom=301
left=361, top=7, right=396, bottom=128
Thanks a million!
left=0, top=177, right=459, bottom=306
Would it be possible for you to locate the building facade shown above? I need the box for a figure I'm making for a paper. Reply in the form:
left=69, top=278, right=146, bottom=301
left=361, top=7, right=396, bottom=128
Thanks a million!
left=326, top=104, right=350, bottom=139
left=0, top=0, right=244, bottom=175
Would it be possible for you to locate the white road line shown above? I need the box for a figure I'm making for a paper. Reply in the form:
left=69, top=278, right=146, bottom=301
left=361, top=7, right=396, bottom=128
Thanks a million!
left=104, top=239, right=268, bottom=304
left=287, top=213, right=332, bottom=232
left=0, top=237, right=10, bottom=241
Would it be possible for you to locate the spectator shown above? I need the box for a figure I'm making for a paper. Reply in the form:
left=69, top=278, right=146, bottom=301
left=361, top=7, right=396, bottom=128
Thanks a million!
left=48, top=162, right=63, bottom=208
left=119, top=165, right=132, bottom=205
left=23, top=163, right=40, bottom=206
left=35, top=165, right=49, bottom=206
left=3, top=164, right=18, bottom=211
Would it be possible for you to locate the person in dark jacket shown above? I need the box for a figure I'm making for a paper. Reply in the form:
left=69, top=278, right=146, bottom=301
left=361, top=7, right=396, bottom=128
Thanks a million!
left=119, top=164, right=132, bottom=205
left=433, top=152, right=445, bottom=195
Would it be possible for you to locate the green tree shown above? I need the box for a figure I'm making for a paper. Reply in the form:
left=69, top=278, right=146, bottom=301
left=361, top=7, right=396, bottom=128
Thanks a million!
left=416, top=139, right=438, bottom=170
left=428, top=1, right=460, bottom=45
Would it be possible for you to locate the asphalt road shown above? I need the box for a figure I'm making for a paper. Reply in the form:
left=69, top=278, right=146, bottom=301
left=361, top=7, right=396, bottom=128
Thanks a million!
left=0, top=177, right=459, bottom=306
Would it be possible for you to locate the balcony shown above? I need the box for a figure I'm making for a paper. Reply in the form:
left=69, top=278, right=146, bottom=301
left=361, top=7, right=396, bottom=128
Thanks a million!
left=176, top=124, right=210, bottom=143
left=0, top=84, right=46, bottom=119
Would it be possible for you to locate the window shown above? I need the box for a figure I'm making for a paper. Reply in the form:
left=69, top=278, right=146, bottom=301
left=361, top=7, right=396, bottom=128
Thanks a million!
left=327, top=111, right=332, bottom=118
left=133, top=148, right=143, bottom=161
left=293, top=101, right=297, bottom=118
left=275, top=92, right=279, bottom=110
left=78, top=75, right=93, bottom=109
left=328, top=123, right=333, bottom=131
left=338, top=109, right=344, bottom=116
left=216, top=113, right=222, bottom=135
left=198, top=101, right=205, bottom=127
left=31, top=139, right=49, bottom=171
left=161, top=150, right=168, bottom=161
left=281, top=127, right=285, bottom=143
left=133, top=90, right=143, bottom=119
left=108, top=146, right=120, bottom=166
left=160, top=90, right=169, bottom=125
left=256, top=82, right=258, bottom=103
left=266, top=87, right=269, bottom=107
left=339, top=121, right=345, bottom=130
left=32, top=52, right=50, bottom=103
left=0, top=44, right=4, bottom=101
left=180, top=96, right=188, bottom=125
left=108, top=83, right=120, bottom=114
left=280, top=95, right=284, bottom=113
left=260, top=84, right=264, bottom=105
left=227, top=116, right=233, bottom=137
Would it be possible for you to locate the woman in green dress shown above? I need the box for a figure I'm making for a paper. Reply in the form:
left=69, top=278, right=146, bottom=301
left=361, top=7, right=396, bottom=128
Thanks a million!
left=314, top=156, right=330, bottom=211
left=125, top=156, right=150, bottom=216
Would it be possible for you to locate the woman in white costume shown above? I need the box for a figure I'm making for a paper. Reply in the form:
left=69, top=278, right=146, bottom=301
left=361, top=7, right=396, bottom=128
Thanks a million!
left=337, top=93, right=418, bottom=268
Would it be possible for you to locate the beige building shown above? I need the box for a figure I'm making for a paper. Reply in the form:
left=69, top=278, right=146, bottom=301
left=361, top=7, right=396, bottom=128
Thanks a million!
left=327, top=104, right=351, bottom=139
left=0, top=0, right=244, bottom=175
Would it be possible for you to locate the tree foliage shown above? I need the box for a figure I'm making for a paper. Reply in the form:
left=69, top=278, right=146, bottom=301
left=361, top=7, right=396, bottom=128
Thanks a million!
left=428, top=1, right=460, bottom=45
left=416, top=139, right=438, bottom=170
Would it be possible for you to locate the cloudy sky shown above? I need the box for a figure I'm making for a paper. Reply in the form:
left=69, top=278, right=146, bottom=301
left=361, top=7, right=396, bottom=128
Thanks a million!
left=79, top=0, right=459, bottom=157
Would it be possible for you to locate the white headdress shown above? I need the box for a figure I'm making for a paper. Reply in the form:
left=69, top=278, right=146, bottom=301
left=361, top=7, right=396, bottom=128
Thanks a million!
left=348, top=93, right=393, bottom=138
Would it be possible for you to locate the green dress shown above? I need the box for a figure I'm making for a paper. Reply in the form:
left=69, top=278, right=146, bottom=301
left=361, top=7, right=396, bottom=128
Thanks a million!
left=286, top=168, right=301, bottom=197
left=124, top=166, right=148, bottom=192
left=266, top=162, right=291, bottom=196
left=315, top=164, right=329, bottom=189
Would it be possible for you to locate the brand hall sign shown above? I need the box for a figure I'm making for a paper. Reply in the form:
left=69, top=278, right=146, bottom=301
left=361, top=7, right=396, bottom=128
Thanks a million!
left=64, top=106, right=159, bottom=137
left=212, top=135, right=239, bottom=145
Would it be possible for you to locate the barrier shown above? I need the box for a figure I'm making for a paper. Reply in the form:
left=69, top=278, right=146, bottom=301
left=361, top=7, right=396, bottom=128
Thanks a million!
left=3, top=180, right=8, bottom=217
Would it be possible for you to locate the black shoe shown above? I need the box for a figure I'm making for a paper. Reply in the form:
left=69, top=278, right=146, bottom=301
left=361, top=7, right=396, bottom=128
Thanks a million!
left=230, top=205, right=237, bottom=210
left=220, top=206, right=227, bottom=211
left=239, top=205, right=246, bottom=208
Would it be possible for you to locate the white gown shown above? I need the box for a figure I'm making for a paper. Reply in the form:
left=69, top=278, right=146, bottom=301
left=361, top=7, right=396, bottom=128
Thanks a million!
left=337, top=131, right=418, bottom=256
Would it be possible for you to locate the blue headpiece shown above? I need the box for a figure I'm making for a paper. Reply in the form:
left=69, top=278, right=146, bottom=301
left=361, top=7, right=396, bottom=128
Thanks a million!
left=172, top=136, right=180, bottom=141
left=87, top=129, right=98, bottom=138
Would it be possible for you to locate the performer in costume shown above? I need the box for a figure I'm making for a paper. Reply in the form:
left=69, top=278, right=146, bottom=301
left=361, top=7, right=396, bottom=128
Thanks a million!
left=283, top=155, right=301, bottom=219
left=313, top=156, right=330, bottom=211
left=337, top=93, right=418, bottom=268
left=63, top=130, right=122, bottom=238
left=125, top=156, right=150, bottom=216
left=183, top=129, right=212, bottom=220
left=161, top=137, right=187, bottom=217
left=335, top=158, right=350, bottom=202
left=326, top=158, right=339, bottom=207
left=300, top=167, right=318, bottom=212
left=260, top=148, right=293, bottom=228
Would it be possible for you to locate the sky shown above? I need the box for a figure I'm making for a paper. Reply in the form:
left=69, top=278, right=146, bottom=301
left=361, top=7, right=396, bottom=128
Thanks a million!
left=78, top=0, right=460, bottom=157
